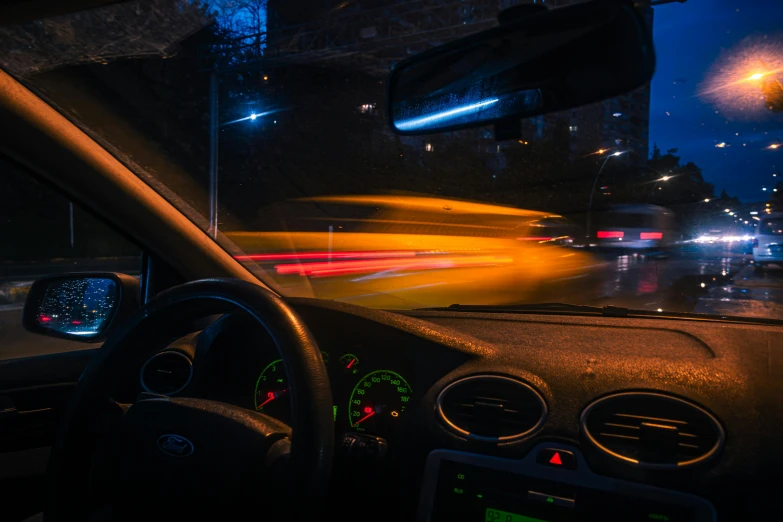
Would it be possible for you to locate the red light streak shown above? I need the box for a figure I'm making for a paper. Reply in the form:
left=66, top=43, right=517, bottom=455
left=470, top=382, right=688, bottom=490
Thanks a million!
left=274, top=255, right=512, bottom=278
left=640, top=232, right=663, bottom=240
left=39, top=315, right=51, bottom=323
left=235, top=251, right=416, bottom=262
left=597, top=231, right=624, bottom=239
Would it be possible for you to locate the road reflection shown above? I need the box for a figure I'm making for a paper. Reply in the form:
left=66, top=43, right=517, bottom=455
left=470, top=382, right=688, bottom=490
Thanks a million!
left=589, top=244, right=783, bottom=319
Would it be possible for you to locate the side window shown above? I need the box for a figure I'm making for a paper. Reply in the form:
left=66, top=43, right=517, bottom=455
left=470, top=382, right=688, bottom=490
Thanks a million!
left=0, top=159, right=141, bottom=360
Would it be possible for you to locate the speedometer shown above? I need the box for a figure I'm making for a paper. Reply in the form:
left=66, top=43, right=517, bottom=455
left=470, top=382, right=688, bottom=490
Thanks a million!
left=348, top=370, right=412, bottom=434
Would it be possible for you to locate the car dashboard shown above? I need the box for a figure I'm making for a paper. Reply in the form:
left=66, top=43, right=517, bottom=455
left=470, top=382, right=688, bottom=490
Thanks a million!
left=5, top=297, right=781, bottom=521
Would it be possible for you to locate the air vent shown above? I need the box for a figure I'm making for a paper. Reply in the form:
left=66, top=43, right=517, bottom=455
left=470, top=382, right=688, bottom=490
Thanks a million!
left=581, top=392, right=724, bottom=469
left=437, top=375, right=546, bottom=441
left=140, top=351, right=193, bottom=396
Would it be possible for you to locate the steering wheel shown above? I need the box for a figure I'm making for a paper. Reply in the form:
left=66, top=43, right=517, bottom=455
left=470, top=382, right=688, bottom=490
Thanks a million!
left=44, top=279, right=334, bottom=522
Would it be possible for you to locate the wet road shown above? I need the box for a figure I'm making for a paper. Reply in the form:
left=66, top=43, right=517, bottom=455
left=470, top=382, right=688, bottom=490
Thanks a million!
left=587, top=244, right=783, bottom=319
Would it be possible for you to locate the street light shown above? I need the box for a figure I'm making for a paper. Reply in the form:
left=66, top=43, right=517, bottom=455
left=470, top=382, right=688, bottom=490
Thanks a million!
left=700, top=37, right=783, bottom=115
left=586, top=151, right=626, bottom=241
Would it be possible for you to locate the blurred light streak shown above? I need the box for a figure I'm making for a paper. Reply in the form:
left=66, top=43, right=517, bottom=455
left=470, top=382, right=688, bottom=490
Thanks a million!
left=274, top=255, right=513, bottom=278
left=235, top=251, right=416, bottom=261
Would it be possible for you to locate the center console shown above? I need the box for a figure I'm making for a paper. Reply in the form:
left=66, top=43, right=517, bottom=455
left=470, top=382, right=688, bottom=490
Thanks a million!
left=417, top=443, right=715, bottom=522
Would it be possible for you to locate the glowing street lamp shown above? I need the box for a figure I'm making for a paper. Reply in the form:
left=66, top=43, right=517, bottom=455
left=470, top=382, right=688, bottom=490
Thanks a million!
left=700, top=37, right=783, bottom=115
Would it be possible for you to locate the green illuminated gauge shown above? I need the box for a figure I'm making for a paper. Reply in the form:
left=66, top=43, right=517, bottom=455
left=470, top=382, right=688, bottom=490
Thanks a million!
left=348, top=370, right=411, bottom=434
left=254, top=359, right=290, bottom=420
left=339, top=353, right=360, bottom=374
left=254, top=352, right=330, bottom=422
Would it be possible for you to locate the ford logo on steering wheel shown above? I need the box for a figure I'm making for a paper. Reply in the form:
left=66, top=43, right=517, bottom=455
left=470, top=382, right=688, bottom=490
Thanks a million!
left=157, top=434, right=195, bottom=457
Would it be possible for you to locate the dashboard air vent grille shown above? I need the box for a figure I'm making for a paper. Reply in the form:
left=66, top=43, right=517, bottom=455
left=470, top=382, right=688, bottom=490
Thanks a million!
left=581, top=392, right=724, bottom=469
left=140, top=351, right=193, bottom=396
left=437, top=375, right=546, bottom=441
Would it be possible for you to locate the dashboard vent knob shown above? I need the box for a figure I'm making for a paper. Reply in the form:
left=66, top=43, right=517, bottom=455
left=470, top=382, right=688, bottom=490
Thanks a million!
left=580, top=392, right=724, bottom=469
left=437, top=375, right=546, bottom=442
left=140, top=351, right=193, bottom=396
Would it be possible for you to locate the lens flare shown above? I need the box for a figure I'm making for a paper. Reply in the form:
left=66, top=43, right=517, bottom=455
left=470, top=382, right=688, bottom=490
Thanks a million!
left=699, top=35, right=783, bottom=118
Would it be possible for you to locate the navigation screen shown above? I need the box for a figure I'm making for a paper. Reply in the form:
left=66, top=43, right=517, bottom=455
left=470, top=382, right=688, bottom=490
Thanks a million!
left=429, top=461, right=697, bottom=522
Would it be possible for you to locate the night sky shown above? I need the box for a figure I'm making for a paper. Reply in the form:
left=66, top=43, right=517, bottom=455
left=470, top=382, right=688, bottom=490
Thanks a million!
left=650, top=0, right=783, bottom=202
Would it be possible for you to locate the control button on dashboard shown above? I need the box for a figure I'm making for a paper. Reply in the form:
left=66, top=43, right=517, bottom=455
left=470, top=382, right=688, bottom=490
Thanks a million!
left=340, top=432, right=388, bottom=458
left=536, top=448, right=577, bottom=469
left=527, top=491, right=575, bottom=508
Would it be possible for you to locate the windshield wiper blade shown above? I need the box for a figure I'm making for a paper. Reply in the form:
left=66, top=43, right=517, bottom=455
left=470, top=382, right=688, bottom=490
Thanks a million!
left=414, top=302, right=783, bottom=326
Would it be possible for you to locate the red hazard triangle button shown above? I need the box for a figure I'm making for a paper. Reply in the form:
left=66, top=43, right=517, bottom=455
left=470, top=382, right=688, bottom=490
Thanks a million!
left=536, top=448, right=577, bottom=469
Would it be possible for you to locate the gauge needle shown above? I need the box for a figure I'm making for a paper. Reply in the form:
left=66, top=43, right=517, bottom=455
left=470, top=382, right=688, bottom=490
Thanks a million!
left=346, top=358, right=356, bottom=369
left=353, top=410, right=375, bottom=426
left=257, top=389, right=287, bottom=410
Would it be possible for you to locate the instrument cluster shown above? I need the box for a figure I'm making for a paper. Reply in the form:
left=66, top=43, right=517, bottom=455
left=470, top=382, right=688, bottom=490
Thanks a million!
left=252, top=350, right=413, bottom=439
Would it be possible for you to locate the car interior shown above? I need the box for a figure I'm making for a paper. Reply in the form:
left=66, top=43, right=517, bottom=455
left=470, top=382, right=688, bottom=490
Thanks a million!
left=0, top=1, right=781, bottom=522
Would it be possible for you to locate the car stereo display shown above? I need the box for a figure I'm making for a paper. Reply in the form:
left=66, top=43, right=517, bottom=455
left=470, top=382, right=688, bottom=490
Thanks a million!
left=430, top=461, right=698, bottom=522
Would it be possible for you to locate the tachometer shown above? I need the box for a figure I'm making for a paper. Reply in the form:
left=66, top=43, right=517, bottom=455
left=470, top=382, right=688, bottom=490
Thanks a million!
left=348, top=370, right=412, bottom=434
left=254, top=351, right=330, bottom=422
left=254, top=359, right=289, bottom=420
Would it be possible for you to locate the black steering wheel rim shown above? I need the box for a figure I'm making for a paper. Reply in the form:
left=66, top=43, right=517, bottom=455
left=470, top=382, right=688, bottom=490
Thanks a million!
left=45, top=278, right=334, bottom=521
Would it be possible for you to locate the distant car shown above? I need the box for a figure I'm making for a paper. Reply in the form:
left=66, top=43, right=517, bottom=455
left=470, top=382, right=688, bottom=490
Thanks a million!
left=592, top=204, right=675, bottom=251
left=753, top=212, right=783, bottom=268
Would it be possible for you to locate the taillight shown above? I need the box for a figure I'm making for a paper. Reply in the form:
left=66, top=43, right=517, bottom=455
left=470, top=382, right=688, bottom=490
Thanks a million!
left=640, top=232, right=663, bottom=240
left=597, top=231, right=624, bottom=239
left=752, top=238, right=758, bottom=248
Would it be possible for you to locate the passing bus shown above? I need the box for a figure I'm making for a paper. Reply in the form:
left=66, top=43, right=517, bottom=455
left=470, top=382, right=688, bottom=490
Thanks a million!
left=593, top=204, right=675, bottom=251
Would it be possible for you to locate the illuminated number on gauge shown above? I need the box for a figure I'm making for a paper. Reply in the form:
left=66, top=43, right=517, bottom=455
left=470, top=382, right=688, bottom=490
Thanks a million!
left=254, top=352, right=328, bottom=422
left=254, top=359, right=290, bottom=421
left=348, top=370, right=411, bottom=434
left=339, top=353, right=360, bottom=374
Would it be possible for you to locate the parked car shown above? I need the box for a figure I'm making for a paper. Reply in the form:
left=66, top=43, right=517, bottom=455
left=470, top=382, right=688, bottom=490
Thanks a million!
left=753, top=212, right=783, bottom=268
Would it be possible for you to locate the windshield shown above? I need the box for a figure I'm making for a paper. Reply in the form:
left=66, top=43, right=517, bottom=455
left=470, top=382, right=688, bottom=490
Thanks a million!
left=2, top=0, right=783, bottom=317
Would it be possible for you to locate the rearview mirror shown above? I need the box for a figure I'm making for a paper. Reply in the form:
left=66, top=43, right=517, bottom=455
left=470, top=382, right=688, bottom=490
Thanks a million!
left=22, top=273, right=139, bottom=343
left=387, top=0, right=655, bottom=135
